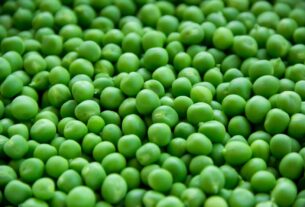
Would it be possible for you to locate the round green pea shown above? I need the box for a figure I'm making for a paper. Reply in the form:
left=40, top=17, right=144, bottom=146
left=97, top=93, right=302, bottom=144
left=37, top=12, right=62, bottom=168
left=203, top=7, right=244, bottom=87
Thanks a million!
left=102, top=174, right=127, bottom=204
left=224, top=141, right=252, bottom=166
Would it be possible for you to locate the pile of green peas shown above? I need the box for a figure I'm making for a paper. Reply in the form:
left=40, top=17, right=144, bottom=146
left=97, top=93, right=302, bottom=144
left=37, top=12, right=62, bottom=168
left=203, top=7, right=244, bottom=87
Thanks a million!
left=1, top=0, right=305, bottom=206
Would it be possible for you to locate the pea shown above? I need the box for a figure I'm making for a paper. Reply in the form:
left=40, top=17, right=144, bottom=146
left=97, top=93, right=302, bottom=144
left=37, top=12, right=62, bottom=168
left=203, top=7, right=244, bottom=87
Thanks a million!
left=276, top=91, right=302, bottom=115
left=181, top=188, right=206, bottom=207
left=222, top=94, right=246, bottom=117
left=32, top=177, right=55, bottom=200
left=136, top=89, right=160, bottom=115
left=224, top=141, right=252, bottom=166
left=19, top=157, right=44, bottom=183
left=229, top=188, right=255, bottom=207
left=199, top=166, right=225, bottom=194
left=264, top=108, right=290, bottom=134
left=143, top=48, right=169, bottom=71
left=124, top=189, right=146, bottom=207
left=186, top=133, right=212, bottom=156
left=220, top=165, right=240, bottom=189
left=100, top=86, right=125, bottom=110
left=187, top=102, right=214, bottom=125
left=45, top=156, right=69, bottom=178
left=271, top=178, right=297, bottom=207
left=102, top=174, right=127, bottom=204
left=117, top=53, right=140, bottom=73
left=279, top=152, right=303, bottom=180
left=180, top=23, right=204, bottom=45
left=250, top=140, right=270, bottom=162
left=136, top=143, right=161, bottom=166
left=245, top=95, right=271, bottom=124
left=228, top=116, right=251, bottom=137
left=212, top=27, right=234, bottom=50
left=266, top=34, right=290, bottom=58
left=4, top=180, right=32, bottom=205
left=4, top=134, right=28, bottom=159
left=66, top=186, right=95, bottom=207
left=240, top=158, right=267, bottom=181
left=93, top=141, right=115, bottom=162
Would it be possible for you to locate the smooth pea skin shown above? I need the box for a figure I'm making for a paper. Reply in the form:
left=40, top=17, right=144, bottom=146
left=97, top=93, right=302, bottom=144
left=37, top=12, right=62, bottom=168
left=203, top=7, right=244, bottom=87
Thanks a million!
left=245, top=95, right=271, bottom=124
left=223, top=141, right=252, bottom=166
left=102, top=174, right=127, bottom=204
left=199, top=166, right=225, bottom=194
left=271, top=178, right=297, bottom=207
left=204, top=196, right=228, bottom=207
left=264, top=108, right=290, bottom=134
left=136, top=89, right=160, bottom=115
left=229, top=188, right=255, bottom=207
left=279, top=152, right=304, bottom=180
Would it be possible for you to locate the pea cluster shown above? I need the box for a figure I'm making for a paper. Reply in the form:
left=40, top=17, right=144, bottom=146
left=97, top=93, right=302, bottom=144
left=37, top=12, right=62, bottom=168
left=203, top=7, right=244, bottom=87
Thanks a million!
left=1, top=0, right=305, bottom=207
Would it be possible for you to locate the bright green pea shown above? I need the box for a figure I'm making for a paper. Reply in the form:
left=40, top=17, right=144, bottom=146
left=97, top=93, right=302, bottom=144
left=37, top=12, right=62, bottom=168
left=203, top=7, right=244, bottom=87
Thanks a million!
left=1, top=36, right=25, bottom=54
left=32, top=177, right=55, bottom=200
left=270, top=134, right=292, bottom=159
left=181, top=187, right=206, bottom=207
left=102, top=152, right=126, bottom=174
left=266, top=34, right=290, bottom=58
left=19, top=157, right=44, bottom=183
left=288, top=113, right=305, bottom=140
left=58, top=140, right=81, bottom=159
left=222, top=94, right=246, bottom=117
left=199, top=120, right=226, bottom=143
left=69, top=58, right=94, bottom=78
left=229, top=188, right=255, bottom=207
left=74, top=100, right=100, bottom=122
left=66, top=186, right=95, bottom=207
left=71, top=158, right=89, bottom=173
left=279, top=152, right=303, bottom=180
left=204, top=196, right=228, bottom=207
left=102, top=174, right=127, bottom=204
left=199, top=166, right=225, bottom=194
left=100, top=86, right=124, bottom=110
left=121, top=167, right=141, bottom=190
left=143, top=47, right=169, bottom=71
left=187, top=102, right=214, bottom=125
left=4, top=180, right=32, bottom=205
left=1, top=74, right=23, bottom=99
left=224, top=141, right=252, bottom=166
left=276, top=91, right=302, bottom=115
left=120, top=72, right=144, bottom=96
left=271, top=178, right=297, bottom=207
left=148, top=168, right=173, bottom=193
left=0, top=165, right=17, bottom=187
left=186, top=133, right=212, bottom=155
left=77, top=40, right=101, bottom=62
left=33, top=144, right=57, bottom=162
left=136, top=143, right=161, bottom=166
left=3, top=134, right=28, bottom=159
left=93, top=141, right=115, bottom=162
left=189, top=155, right=213, bottom=176
left=245, top=95, right=271, bottom=124
left=228, top=77, right=252, bottom=100
left=213, top=27, right=233, bottom=50
left=152, top=66, right=176, bottom=89
left=124, top=189, right=145, bottom=207
left=30, top=119, right=56, bottom=143
left=228, top=116, right=251, bottom=137
left=136, top=89, right=160, bottom=115
left=240, top=158, right=267, bottom=181
left=264, top=108, right=290, bottom=134
left=71, top=80, right=94, bottom=103
left=162, top=156, right=187, bottom=182
left=122, top=33, right=142, bottom=55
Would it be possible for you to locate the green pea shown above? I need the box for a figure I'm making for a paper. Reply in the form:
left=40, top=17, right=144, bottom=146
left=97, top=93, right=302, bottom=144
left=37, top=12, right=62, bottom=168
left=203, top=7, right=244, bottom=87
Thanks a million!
left=186, top=133, right=212, bottom=155
left=250, top=140, right=270, bottom=162
left=293, top=27, right=305, bottom=44
left=136, top=143, right=161, bottom=166
left=245, top=95, right=271, bottom=124
left=33, top=144, right=57, bottom=162
left=222, top=94, right=246, bottom=117
left=288, top=113, right=305, bottom=140
left=45, top=155, right=69, bottom=178
left=121, top=167, right=140, bottom=190
left=19, top=157, right=44, bottom=183
left=271, top=178, right=297, bottom=207
left=102, top=152, right=126, bottom=174
left=219, top=165, right=240, bottom=189
left=93, top=141, right=115, bottom=162
left=266, top=34, right=290, bottom=58
left=279, top=152, right=303, bottom=180
left=167, top=138, right=186, bottom=157
left=264, top=108, right=290, bottom=134
left=136, top=89, right=160, bottom=115
left=276, top=91, right=302, bottom=115
left=147, top=168, right=173, bottom=193
left=124, top=189, right=145, bottom=207
left=57, top=169, right=82, bottom=193
left=240, top=158, right=267, bottom=181
left=233, top=35, right=258, bottom=58
left=270, top=134, right=292, bottom=159
left=4, top=134, right=28, bottom=159
left=174, top=122, right=195, bottom=139
left=204, top=196, right=228, bottom=207
left=228, top=116, right=251, bottom=137
left=31, top=177, right=55, bottom=201
left=181, top=188, right=206, bottom=207
left=213, top=27, right=234, bottom=50
left=207, top=12, right=227, bottom=27
left=224, top=141, right=252, bottom=166
left=229, top=188, right=255, bottom=207
left=120, top=72, right=144, bottom=96
left=285, top=64, right=305, bottom=82
left=0, top=165, right=17, bottom=187
left=180, top=23, right=204, bottom=45
left=4, top=180, right=32, bottom=205
left=102, top=174, right=127, bottom=204
left=288, top=44, right=305, bottom=64
left=198, top=120, right=226, bottom=143
left=1, top=36, right=25, bottom=54
left=59, top=140, right=81, bottom=159
left=199, top=166, right=225, bottom=194
left=187, top=102, right=214, bottom=125
left=63, top=119, right=88, bottom=141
